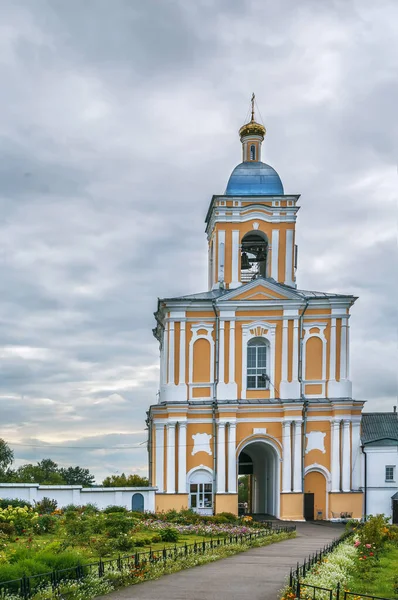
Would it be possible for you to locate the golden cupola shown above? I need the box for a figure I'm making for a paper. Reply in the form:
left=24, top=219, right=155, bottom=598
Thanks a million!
left=239, top=93, right=266, bottom=162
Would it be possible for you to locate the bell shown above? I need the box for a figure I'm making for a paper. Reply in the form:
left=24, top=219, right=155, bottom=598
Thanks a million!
left=241, top=252, right=251, bottom=270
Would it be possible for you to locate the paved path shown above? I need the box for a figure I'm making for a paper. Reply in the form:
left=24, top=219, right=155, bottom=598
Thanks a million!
left=98, top=522, right=344, bottom=600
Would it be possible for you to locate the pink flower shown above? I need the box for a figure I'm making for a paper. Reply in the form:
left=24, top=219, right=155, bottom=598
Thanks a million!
left=354, top=541, right=360, bottom=547
left=365, top=544, right=371, bottom=548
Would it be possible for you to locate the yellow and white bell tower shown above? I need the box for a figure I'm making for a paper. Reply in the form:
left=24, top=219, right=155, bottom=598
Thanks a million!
left=147, top=98, right=364, bottom=521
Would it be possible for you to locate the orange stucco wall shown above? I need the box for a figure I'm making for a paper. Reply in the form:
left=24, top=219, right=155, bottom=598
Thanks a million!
left=329, top=493, right=363, bottom=520
left=280, top=493, right=304, bottom=520
left=215, top=494, right=238, bottom=515
left=305, top=472, right=327, bottom=519
left=156, top=494, right=188, bottom=513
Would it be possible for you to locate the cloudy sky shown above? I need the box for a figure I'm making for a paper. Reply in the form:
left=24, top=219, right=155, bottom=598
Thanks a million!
left=0, top=0, right=396, bottom=482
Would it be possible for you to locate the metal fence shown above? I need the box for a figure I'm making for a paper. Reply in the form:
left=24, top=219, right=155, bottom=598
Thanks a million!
left=289, top=533, right=392, bottom=600
left=0, top=525, right=295, bottom=599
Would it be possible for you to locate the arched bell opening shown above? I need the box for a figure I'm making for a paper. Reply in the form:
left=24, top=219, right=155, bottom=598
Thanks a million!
left=238, top=440, right=279, bottom=517
left=240, top=232, right=268, bottom=283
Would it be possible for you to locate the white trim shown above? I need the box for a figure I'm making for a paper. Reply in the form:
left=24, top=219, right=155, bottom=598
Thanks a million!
left=271, top=229, right=279, bottom=280
left=219, top=319, right=225, bottom=384
left=281, top=318, right=288, bottom=382
left=342, top=419, right=351, bottom=492
left=155, top=424, right=164, bottom=492
left=166, top=422, right=176, bottom=493
left=168, top=321, right=175, bottom=385
left=162, top=326, right=168, bottom=384
left=229, top=320, right=236, bottom=386
left=285, top=229, right=294, bottom=286
left=351, top=421, right=361, bottom=490
left=331, top=420, right=340, bottom=492
left=178, top=422, right=187, bottom=493
left=340, top=318, right=348, bottom=380
left=230, top=230, right=240, bottom=288
left=241, top=321, right=276, bottom=399
left=178, top=320, right=186, bottom=386
left=293, top=420, right=302, bottom=492
left=282, top=420, right=292, bottom=492
left=217, top=423, right=226, bottom=493
left=228, top=422, right=237, bottom=493
left=218, top=230, right=225, bottom=283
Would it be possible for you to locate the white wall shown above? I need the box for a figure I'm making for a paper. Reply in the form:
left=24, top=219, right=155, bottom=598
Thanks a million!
left=0, top=484, right=157, bottom=512
left=365, top=446, right=398, bottom=520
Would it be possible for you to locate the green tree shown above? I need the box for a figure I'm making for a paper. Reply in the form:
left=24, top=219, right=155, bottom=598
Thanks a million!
left=102, top=473, right=149, bottom=487
left=14, top=459, right=65, bottom=484
left=238, top=475, right=249, bottom=503
left=0, top=439, right=14, bottom=481
left=59, top=466, right=95, bottom=486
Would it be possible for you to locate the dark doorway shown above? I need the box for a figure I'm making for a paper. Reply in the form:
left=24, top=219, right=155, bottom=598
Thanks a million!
left=132, top=493, right=144, bottom=512
left=392, top=499, right=398, bottom=525
left=304, top=493, right=314, bottom=521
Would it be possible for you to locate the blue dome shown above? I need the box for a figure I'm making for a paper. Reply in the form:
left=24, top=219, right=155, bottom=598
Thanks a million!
left=225, top=161, right=284, bottom=196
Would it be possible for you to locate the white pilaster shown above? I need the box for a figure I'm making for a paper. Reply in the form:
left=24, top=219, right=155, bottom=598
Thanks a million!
left=340, top=318, right=347, bottom=380
left=230, top=230, right=240, bottom=288
left=293, top=420, right=302, bottom=492
left=342, top=419, right=351, bottom=492
left=166, top=422, right=176, bottom=493
left=271, top=229, right=279, bottom=280
left=218, top=230, right=225, bottom=284
left=178, top=321, right=186, bottom=385
left=228, top=422, right=237, bottom=493
left=168, top=322, right=175, bottom=385
left=331, top=420, right=341, bottom=492
left=280, top=312, right=300, bottom=399
left=162, top=326, right=168, bottom=385
left=155, top=424, right=164, bottom=492
left=219, top=320, right=225, bottom=384
left=351, top=420, right=361, bottom=490
left=281, top=319, right=288, bottom=382
left=329, top=317, right=336, bottom=381
left=285, top=229, right=294, bottom=287
left=217, top=422, right=226, bottom=493
left=229, top=321, right=235, bottom=385
left=282, top=420, right=292, bottom=492
left=178, top=422, right=187, bottom=493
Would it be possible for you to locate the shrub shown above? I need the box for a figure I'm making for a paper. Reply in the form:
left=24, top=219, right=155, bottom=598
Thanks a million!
left=358, top=514, right=390, bottom=549
left=34, top=497, right=58, bottom=515
left=35, top=515, right=59, bottom=534
left=64, top=513, right=93, bottom=539
left=0, top=523, right=15, bottom=537
left=151, top=534, right=162, bottom=543
left=0, top=506, right=38, bottom=535
left=0, top=499, right=33, bottom=509
left=63, top=504, right=80, bottom=514
left=160, top=528, right=179, bottom=543
left=81, top=504, right=99, bottom=514
left=113, top=534, right=135, bottom=552
left=103, top=505, right=128, bottom=514
left=103, top=514, right=136, bottom=538
left=133, top=539, right=146, bottom=547
left=217, top=512, right=237, bottom=523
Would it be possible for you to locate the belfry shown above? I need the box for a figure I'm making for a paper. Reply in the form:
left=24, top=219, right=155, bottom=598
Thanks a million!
left=147, top=98, right=364, bottom=520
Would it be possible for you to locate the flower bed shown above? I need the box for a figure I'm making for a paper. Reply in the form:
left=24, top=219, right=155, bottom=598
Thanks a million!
left=139, top=518, right=265, bottom=537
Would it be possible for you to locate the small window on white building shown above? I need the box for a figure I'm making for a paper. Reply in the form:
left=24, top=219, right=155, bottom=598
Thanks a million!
left=385, top=466, right=395, bottom=481
left=250, top=144, right=256, bottom=160
left=247, top=338, right=269, bottom=389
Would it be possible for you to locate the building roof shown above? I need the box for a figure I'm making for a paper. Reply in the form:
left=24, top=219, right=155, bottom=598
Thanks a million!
left=225, top=162, right=284, bottom=196
left=162, top=278, right=353, bottom=303
left=361, top=412, right=398, bottom=446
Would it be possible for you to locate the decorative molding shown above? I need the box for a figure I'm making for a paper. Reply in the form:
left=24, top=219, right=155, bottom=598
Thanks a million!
left=305, top=431, right=326, bottom=454
left=241, top=320, right=276, bottom=399
left=191, top=433, right=212, bottom=456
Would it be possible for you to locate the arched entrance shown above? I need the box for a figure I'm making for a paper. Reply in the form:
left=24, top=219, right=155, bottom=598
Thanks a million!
left=132, top=492, right=144, bottom=512
left=304, top=467, right=329, bottom=520
left=238, top=439, right=280, bottom=517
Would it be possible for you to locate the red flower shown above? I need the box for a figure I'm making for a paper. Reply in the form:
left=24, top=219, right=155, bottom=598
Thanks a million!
left=369, top=552, right=374, bottom=556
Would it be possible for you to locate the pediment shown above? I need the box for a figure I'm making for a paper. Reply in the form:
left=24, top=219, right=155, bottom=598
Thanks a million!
left=219, top=279, right=301, bottom=302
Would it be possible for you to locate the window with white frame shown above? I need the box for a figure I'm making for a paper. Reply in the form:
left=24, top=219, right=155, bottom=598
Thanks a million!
left=385, top=465, right=395, bottom=481
left=247, top=337, right=268, bottom=389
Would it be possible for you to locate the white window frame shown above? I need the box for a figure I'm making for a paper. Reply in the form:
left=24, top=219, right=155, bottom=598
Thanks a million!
left=247, top=338, right=269, bottom=390
left=241, top=321, right=276, bottom=399
left=385, top=465, right=395, bottom=482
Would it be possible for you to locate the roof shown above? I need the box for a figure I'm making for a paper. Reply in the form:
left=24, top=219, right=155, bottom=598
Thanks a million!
left=162, top=277, right=354, bottom=303
left=361, top=412, right=398, bottom=446
left=225, top=162, right=284, bottom=196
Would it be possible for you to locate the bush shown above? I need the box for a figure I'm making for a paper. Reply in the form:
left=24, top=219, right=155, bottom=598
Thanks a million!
left=103, top=505, right=128, bottom=514
left=113, top=534, right=135, bottom=552
left=103, top=514, right=136, bottom=538
left=64, top=513, right=94, bottom=539
left=35, top=514, right=59, bottom=534
left=217, top=512, right=238, bottom=523
left=358, top=514, right=390, bottom=550
left=63, top=504, right=80, bottom=514
left=0, top=499, right=32, bottom=509
left=34, top=497, right=58, bottom=515
left=133, top=539, right=146, bottom=547
left=0, top=505, right=38, bottom=535
left=0, top=522, right=15, bottom=537
left=151, top=534, right=162, bottom=543
left=160, top=528, right=179, bottom=543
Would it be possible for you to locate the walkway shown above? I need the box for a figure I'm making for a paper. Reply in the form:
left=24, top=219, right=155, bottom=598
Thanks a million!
left=98, top=522, right=344, bottom=600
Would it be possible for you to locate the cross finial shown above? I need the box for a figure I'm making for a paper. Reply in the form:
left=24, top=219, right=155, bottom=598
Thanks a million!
left=251, top=93, right=255, bottom=121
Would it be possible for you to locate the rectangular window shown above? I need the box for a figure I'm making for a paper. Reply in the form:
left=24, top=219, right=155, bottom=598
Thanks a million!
left=247, top=343, right=268, bottom=389
left=385, top=466, right=395, bottom=481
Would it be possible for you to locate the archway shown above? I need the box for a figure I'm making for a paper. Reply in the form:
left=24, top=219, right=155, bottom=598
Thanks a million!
left=132, top=493, right=144, bottom=512
left=238, top=439, right=280, bottom=517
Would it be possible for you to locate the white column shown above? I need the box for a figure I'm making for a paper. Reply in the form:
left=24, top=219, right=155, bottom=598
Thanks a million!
left=282, top=421, right=292, bottom=492
left=346, top=322, right=350, bottom=379
left=178, top=422, right=187, bottom=493
left=271, top=229, right=279, bottom=280
left=178, top=321, right=186, bottom=385
left=228, top=422, right=237, bottom=493
left=231, top=231, right=240, bottom=288
left=285, top=229, right=294, bottom=286
left=168, top=322, right=175, bottom=384
left=292, top=318, right=299, bottom=382
left=229, top=321, right=235, bottom=385
left=218, top=230, right=225, bottom=284
left=329, top=317, right=336, bottom=382
left=155, top=424, right=164, bottom=492
left=331, top=420, right=341, bottom=492
left=166, top=422, right=176, bottom=493
left=217, top=422, right=226, bottom=493
left=293, top=420, right=302, bottom=492
left=342, top=419, right=351, bottom=492
left=162, top=326, right=168, bottom=384
left=219, top=320, right=225, bottom=384
left=340, top=318, right=347, bottom=380
left=281, top=319, right=289, bottom=382
left=351, top=420, right=361, bottom=490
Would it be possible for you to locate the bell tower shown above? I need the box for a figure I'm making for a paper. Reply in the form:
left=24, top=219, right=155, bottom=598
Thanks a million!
left=206, top=95, right=299, bottom=290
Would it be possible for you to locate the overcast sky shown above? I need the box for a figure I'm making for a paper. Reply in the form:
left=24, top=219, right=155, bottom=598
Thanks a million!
left=0, top=0, right=396, bottom=483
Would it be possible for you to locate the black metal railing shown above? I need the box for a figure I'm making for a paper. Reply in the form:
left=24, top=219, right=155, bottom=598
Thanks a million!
left=0, top=525, right=295, bottom=599
left=288, top=533, right=392, bottom=600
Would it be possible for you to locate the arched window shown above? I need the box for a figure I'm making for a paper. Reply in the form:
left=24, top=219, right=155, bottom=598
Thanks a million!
left=247, top=338, right=268, bottom=389
left=250, top=144, right=256, bottom=160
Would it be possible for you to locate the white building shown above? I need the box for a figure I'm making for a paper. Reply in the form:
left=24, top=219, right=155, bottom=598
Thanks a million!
left=362, top=411, right=398, bottom=523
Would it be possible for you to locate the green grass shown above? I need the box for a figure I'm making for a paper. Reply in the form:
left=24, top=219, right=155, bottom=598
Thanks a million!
left=348, top=543, right=398, bottom=599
